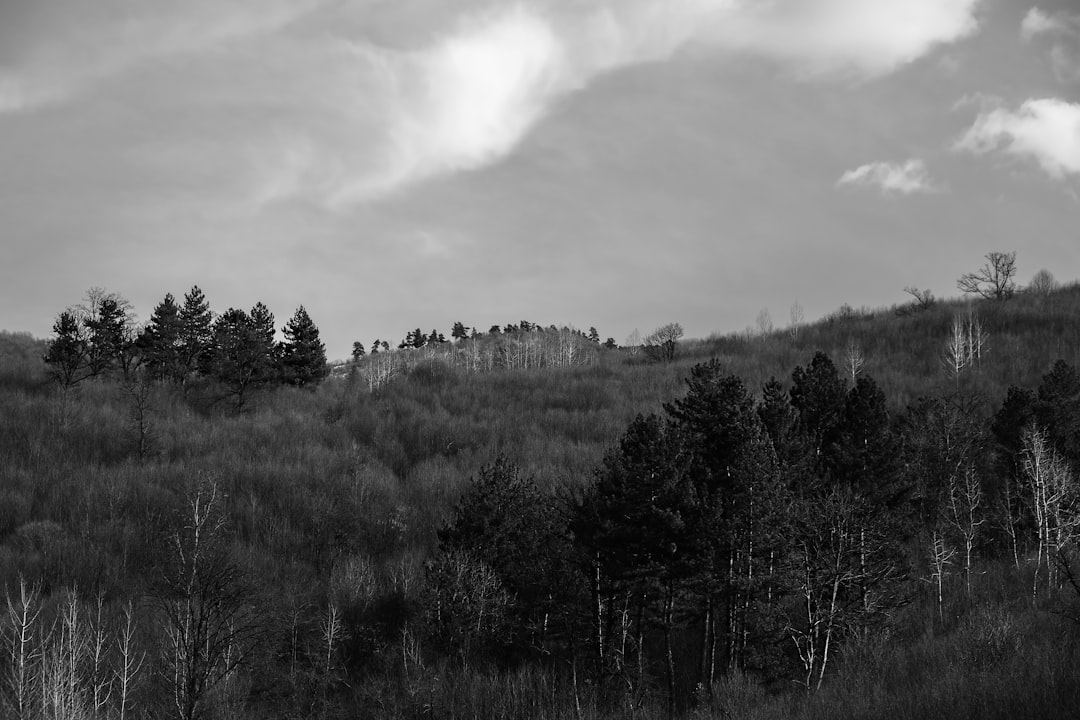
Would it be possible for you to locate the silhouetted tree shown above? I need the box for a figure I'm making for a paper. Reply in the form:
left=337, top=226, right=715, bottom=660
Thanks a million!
left=178, top=286, right=214, bottom=381
left=957, top=251, right=1017, bottom=301
left=280, top=306, right=329, bottom=387
left=139, top=293, right=184, bottom=383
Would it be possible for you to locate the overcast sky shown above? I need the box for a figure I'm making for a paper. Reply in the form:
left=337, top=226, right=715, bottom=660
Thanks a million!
left=2, top=0, right=1078, bottom=359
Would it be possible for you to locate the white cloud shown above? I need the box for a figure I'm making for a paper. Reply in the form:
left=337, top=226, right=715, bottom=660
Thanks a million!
left=707, top=0, right=981, bottom=79
left=321, top=0, right=982, bottom=205
left=11, top=0, right=983, bottom=206
left=1021, top=8, right=1065, bottom=40
left=956, top=98, right=1080, bottom=179
left=837, top=159, right=942, bottom=194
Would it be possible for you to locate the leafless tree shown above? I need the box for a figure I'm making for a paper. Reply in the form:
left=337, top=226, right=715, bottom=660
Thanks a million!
left=157, top=479, right=263, bottom=720
left=1021, top=426, right=1080, bottom=597
left=3, top=577, right=40, bottom=720
left=1028, top=268, right=1059, bottom=296
left=926, top=529, right=955, bottom=625
left=114, top=601, right=145, bottom=720
left=789, top=301, right=804, bottom=340
left=900, top=286, right=936, bottom=314
left=957, top=251, right=1017, bottom=300
left=844, top=337, right=864, bottom=386
left=942, top=315, right=966, bottom=385
left=947, top=467, right=984, bottom=597
left=643, top=323, right=683, bottom=362
left=625, top=329, right=641, bottom=356
left=755, top=308, right=773, bottom=341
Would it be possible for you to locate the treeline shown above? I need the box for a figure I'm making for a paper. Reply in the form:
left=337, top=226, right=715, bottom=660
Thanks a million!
left=354, top=321, right=615, bottom=359
left=43, top=287, right=328, bottom=408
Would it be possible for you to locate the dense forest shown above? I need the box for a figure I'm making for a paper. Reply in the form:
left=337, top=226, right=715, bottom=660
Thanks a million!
left=3, top=264, right=1080, bottom=720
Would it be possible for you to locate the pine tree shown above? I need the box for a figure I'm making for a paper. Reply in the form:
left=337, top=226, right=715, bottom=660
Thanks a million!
left=139, top=293, right=184, bottom=382
left=209, top=308, right=276, bottom=409
left=44, top=310, right=91, bottom=389
left=280, top=306, right=329, bottom=387
left=178, top=286, right=213, bottom=380
left=351, top=342, right=366, bottom=361
left=451, top=322, right=469, bottom=341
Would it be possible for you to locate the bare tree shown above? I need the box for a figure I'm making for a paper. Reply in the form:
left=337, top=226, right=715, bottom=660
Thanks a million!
left=898, top=284, right=941, bottom=313
left=957, top=251, right=1017, bottom=300
left=1028, top=268, right=1059, bottom=296
left=625, top=329, right=641, bottom=356
left=1021, top=425, right=1080, bottom=597
left=947, top=467, right=984, bottom=597
left=643, top=323, right=683, bottom=362
left=755, top=308, right=773, bottom=341
left=844, top=337, right=864, bottom=386
left=3, top=577, right=41, bottom=720
left=926, top=529, right=956, bottom=625
left=941, top=314, right=967, bottom=386
left=790, top=301, right=804, bottom=341
left=157, top=479, right=262, bottom=720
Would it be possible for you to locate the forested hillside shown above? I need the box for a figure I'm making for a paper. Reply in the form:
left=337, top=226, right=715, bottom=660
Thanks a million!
left=3, top=276, right=1080, bottom=720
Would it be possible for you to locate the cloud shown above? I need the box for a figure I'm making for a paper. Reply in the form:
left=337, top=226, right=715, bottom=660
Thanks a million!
left=707, top=0, right=981, bottom=79
left=320, top=0, right=982, bottom=205
left=1020, top=7, right=1077, bottom=41
left=13, top=0, right=983, bottom=207
left=837, top=159, right=942, bottom=194
left=956, top=98, right=1080, bottom=179
left=0, top=0, right=326, bottom=114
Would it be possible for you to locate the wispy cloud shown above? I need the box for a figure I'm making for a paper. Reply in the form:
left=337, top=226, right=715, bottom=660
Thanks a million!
left=1019, top=7, right=1080, bottom=82
left=303, top=0, right=984, bottom=206
left=707, top=0, right=981, bottom=79
left=0, top=0, right=326, bottom=114
left=1020, top=7, right=1077, bottom=41
left=837, top=159, right=942, bottom=194
left=956, top=98, right=1080, bottom=179
left=4, top=0, right=986, bottom=207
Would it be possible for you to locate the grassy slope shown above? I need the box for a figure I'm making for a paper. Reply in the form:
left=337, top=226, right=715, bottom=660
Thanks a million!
left=1, top=284, right=1080, bottom=717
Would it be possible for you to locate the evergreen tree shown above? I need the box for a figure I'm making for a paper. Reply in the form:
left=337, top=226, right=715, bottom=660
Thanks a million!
left=209, top=308, right=275, bottom=409
left=351, top=342, right=366, bottom=361
left=280, top=306, right=329, bottom=387
left=790, top=352, right=847, bottom=465
left=451, top=322, right=469, bottom=341
left=138, top=293, right=184, bottom=382
left=178, top=286, right=213, bottom=380
left=83, top=292, right=135, bottom=378
left=43, top=310, right=91, bottom=389
left=588, top=327, right=600, bottom=344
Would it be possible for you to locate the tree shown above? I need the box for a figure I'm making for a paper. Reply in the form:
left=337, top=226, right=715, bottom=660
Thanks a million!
left=155, top=480, right=262, bottom=720
left=451, top=322, right=469, bottom=341
left=587, top=327, right=600, bottom=344
left=1028, top=269, right=1058, bottom=296
left=755, top=309, right=773, bottom=340
left=43, top=310, right=91, bottom=391
left=208, top=308, right=276, bottom=409
left=279, top=306, right=329, bottom=387
left=574, top=414, right=696, bottom=717
left=957, top=251, right=1017, bottom=300
left=351, top=342, right=365, bottom=361
left=139, top=293, right=185, bottom=382
left=790, top=352, right=847, bottom=462
left=643, top=322, right=683, bottom=362
left=79, top=289, right=137, bottom=379
left=897, top=286, right=935, bottom=315
left=178, top=286, right=214, bottom=381
left=790, top=301, right=804, bottom=340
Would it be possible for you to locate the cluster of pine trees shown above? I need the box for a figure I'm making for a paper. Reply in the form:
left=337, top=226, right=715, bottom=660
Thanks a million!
left=43, top=287, right=328, bottom=408
left=428, top=351, right=1080, bottom=714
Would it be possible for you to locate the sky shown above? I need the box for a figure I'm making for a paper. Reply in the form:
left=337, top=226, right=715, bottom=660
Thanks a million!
left=1, top=0, right=1078, bottom=359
